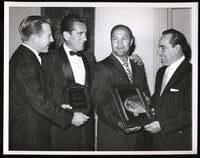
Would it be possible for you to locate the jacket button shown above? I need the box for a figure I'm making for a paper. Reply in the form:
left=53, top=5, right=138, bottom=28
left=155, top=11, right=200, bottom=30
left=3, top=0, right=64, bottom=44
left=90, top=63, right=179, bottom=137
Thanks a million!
left=178, top=131, right=182, bottom=134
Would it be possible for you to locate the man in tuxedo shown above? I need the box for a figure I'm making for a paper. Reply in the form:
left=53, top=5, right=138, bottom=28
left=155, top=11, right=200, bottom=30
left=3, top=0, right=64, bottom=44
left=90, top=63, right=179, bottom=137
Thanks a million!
left=9, top=15, right=89, bottom=150
left=41, top=14, right=96, bottom=151
left=91, top=24, right=150, bottom=151
left=144, top=29, right=192, bottom=150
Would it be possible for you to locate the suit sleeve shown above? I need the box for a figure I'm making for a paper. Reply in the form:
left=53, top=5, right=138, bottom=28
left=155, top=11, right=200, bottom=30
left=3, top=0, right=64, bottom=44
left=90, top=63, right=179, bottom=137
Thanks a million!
left=91, top=63, right=120, bottom=129
left=15, top=60, right=73, bottom=129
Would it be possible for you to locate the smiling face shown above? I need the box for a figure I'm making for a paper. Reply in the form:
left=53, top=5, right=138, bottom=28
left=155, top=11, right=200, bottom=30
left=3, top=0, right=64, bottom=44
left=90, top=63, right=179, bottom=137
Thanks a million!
left=64, top=21, right=87, bottom=52
left=34, top=23, right=54, bottom=53
left=157, top=33, right=178, bottom=66
left=111, top=27, right=133, bottom=59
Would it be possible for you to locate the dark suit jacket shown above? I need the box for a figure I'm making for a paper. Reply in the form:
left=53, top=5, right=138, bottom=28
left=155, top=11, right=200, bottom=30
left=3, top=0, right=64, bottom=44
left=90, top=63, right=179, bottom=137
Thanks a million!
left=148, top=59, right=192, bottom=150
left=9, top=45, right=73, bottom=150
left=41, top=45, right=95, bottom=151
left=91, top=54, right=150, bottom=151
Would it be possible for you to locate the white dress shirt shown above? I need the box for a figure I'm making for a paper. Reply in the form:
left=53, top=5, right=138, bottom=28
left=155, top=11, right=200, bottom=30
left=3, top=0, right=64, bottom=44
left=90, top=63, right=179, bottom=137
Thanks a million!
left=63, top=43, right=86, bottom=85
left=164, top=55, right=185, bottom=85
left=22, top=43, right=42, bottom=65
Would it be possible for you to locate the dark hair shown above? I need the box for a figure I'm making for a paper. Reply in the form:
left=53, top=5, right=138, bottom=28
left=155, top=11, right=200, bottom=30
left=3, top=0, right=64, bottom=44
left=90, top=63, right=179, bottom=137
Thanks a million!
left=111, top=24, right=135, bottom=55
left=162, top=29, right=188, bottom=54
left=61, top=14, right=86, bottom=34
left=18, top=15, right=52, bottom=42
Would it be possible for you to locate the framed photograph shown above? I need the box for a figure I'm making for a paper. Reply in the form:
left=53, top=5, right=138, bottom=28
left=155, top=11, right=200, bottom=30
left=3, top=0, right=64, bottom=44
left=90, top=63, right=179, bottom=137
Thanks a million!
left=64, top=83, right=92, bottom=114
left=109, top=84, right=154, bottom=128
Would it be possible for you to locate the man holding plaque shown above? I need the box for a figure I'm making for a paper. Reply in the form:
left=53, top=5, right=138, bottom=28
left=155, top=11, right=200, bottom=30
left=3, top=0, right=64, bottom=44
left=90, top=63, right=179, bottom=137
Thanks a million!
left=41, top=14, right=95, bottom=151
left=144, top=29, right=192, bottom=150
left=91, top=24, right=150, bottom=151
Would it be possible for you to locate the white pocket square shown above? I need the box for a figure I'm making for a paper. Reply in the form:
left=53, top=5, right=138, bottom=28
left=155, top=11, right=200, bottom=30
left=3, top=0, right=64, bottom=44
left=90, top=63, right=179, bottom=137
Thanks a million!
left=170, top=88, right=179, bottom=92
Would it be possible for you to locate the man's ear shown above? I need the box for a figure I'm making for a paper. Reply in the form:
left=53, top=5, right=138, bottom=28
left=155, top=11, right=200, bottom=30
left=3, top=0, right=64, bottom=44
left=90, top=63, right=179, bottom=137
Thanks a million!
left=63, top=31, right=70, bottom=41
left=30, top=34, right=38, bottom=44
left=175, top=44, right=181, bottom=54
left=130, top=38, right=133, bottom=46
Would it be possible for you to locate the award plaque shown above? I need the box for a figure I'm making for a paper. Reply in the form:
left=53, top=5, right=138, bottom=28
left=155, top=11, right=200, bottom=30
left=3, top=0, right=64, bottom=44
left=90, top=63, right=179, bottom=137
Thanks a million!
left=64, top=83, right=91, bottom=114
left=109, top=84, right=154, bottom=128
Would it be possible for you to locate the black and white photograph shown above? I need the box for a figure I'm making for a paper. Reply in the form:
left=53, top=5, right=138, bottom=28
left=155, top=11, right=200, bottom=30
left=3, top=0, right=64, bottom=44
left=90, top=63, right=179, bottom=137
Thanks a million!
left=3, top=1, right=198, bottom=155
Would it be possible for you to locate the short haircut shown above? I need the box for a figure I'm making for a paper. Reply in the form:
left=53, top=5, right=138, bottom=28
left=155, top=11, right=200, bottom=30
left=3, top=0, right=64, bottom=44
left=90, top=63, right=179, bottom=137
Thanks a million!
left=61, top=14, right=86, bottom=34
left=111, top=24, right=135, bottom=55
left=18, top=15, right=52, bottom=42
left=162, top=29, right=188, bottom=54
left=110, top=24, right=133, bottom=40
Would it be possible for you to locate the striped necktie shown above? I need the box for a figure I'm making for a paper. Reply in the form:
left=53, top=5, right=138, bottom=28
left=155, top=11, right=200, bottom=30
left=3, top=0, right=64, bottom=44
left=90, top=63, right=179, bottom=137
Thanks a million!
left=123, top=62, right=133, bottom=84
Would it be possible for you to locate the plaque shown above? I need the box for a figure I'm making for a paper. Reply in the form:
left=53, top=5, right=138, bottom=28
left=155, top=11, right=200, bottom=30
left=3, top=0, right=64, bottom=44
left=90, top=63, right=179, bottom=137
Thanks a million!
left=109, top=84, right=154, bottom=128
left=64, top=83, right=92, bottom=114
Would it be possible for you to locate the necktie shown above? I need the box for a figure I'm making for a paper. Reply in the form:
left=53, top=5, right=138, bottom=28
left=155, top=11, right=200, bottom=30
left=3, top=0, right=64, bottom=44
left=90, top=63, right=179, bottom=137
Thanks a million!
left=123, top=62, right=133, bottom=84
left=160, top=67, right=170, bottom=95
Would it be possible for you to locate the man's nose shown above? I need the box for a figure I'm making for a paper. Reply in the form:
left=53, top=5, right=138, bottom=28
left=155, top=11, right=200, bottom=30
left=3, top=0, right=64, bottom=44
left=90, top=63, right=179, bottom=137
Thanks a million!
left=157, top=48, right=161, bottom=56
left=50, top=35, right=54, bottom=42
left=82, top=34, right=87, bottom=41
left=118, top=39, right=123, bottom=46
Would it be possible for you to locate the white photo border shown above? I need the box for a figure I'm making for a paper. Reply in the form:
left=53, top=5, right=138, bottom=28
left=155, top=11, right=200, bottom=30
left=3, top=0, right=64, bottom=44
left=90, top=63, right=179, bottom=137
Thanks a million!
left=4, top=1, right=198, bottom=155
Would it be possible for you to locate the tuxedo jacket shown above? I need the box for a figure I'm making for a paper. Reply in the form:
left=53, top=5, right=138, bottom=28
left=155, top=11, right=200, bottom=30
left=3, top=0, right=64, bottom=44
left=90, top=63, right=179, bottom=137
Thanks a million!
left=91, top=54, right=150, bottom=151
left=41, top=45, right=95, bottom=151
left=149, top=59, right=192, bottom=150
left=9, top=45, right=73, bottom=150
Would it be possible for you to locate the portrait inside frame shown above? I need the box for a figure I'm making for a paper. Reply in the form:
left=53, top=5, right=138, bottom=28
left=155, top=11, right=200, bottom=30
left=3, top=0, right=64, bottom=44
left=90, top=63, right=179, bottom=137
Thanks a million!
left=109, top=84, right=154, bottom=128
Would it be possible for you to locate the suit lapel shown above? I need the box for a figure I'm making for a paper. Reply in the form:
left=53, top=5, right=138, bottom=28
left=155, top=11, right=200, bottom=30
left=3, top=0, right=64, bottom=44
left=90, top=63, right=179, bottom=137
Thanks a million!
left=59, top=46, right=75, bottom=84
left=109, top=54, right=130, bottom=83
left=80, top=53, right=91, bottom=88
left=157, top=66, right=167, bottom=97
left=160, top=59, right=188, bottom=98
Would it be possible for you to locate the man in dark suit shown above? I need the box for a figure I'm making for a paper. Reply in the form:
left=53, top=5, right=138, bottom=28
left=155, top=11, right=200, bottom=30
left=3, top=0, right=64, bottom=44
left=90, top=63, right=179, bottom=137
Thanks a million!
left=144, top=29, right=192, bottom=150
left=91, top=24, right=150, bottom=151
left=41, top=14, right=95, bottom=151
left=9, top=16, right=89, bottom=150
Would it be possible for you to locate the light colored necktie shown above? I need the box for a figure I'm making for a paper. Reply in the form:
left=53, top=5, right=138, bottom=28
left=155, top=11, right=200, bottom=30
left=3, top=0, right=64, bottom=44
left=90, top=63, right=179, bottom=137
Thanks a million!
left=160, top=67, right=170, bottom=95
left=123, top=62, right=133, bottom=84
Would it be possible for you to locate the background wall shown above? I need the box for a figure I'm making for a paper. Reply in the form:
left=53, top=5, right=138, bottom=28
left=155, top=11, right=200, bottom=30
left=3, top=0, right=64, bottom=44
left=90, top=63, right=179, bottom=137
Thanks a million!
left=41, top=7, right=94, bottom=55
left=9, top=7, right=41, bottom=58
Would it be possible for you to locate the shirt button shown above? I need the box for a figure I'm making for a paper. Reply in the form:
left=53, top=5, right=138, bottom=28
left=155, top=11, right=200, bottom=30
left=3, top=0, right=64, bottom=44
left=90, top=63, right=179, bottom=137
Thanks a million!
left=178, top=131, right=182, bottom=134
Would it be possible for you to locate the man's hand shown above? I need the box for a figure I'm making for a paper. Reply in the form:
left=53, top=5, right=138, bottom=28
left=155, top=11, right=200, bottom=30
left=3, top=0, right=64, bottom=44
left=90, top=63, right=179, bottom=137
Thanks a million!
left=144, top=121, right=161, bottom=133
left=71, top=112, right=89, bottom=127
left=60, top=104, right=73, bottom=110
left=123, top=126, right=141, bottom=134
left=117, top=121, right=141, bottom=134
left=129, top=54, right=144, bottom=66
left=151, top=108, right=155, bottom=116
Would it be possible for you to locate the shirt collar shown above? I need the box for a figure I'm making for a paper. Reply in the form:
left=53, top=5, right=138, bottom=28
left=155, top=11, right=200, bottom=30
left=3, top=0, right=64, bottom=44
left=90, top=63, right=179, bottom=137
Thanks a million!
left=112, top=52, right=131, bottom=66
left=63, top=43, right=80, bottom=58
left=22, top=43, right=41, bottom=65
left=168, top=55, right=185, bottom=70
left=63, top=43, right=71, bottom=55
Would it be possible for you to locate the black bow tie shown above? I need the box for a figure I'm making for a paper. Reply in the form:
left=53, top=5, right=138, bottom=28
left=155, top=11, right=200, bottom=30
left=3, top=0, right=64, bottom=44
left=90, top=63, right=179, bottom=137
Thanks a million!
left=69, top=51, right=82, bottom=57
